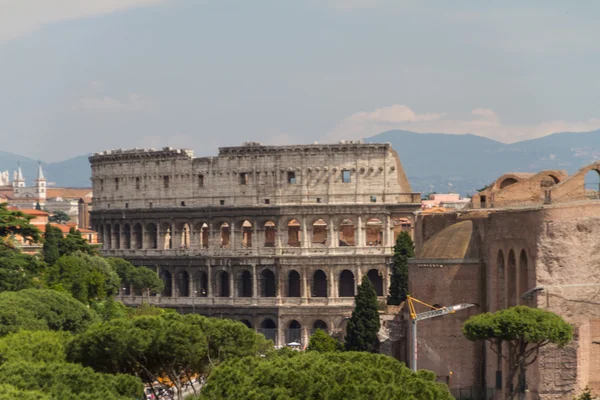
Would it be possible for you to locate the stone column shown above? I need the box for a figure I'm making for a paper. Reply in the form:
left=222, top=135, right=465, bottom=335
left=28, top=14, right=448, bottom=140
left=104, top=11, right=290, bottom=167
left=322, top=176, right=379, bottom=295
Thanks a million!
left=171, top=269, right=177, bottom=298
left=141, top=223, right=146, bottom=249
left=156, top=223, right=162, bottom=250
left=253, top=222, right=258, bottom=251
left=329, top=222, right=337, bottom=248
left=356, top=267, right=362, bottom=294
left=330, top=269, right=337, bottom=299
left=252, top=265, right=258, bottom=303
left=230, top=220, right=236, bottom=249
left=206, top=263, right=213, bottom=298
left=301, top=216, right=309, bottom=248
left=229, top=269, right=235, bottom=299
left=357, top=216, right=365, bottom=247
left=302, top=267, right=309, bottom=301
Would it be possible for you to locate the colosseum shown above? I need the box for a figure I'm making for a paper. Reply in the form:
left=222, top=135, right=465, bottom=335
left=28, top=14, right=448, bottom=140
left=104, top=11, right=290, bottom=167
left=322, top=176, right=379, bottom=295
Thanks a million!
left=89, top=141, right=421, bottom=346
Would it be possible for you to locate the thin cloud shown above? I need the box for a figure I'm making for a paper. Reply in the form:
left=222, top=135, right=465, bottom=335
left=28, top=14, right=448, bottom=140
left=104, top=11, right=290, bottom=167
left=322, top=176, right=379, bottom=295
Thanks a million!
left=75, top=93, right=154, bottom=113
left=328, top=104, right=600, bottom=143
left=0, top=0, right=167, bottom=43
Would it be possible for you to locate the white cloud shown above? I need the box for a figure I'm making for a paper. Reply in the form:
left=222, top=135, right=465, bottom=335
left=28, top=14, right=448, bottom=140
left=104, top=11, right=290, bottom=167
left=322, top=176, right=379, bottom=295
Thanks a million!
left=328, top=104, right=600, bottom=143
left=75, top=93, right=154, bottom=113
left=0, top=0, right=167, bottom=43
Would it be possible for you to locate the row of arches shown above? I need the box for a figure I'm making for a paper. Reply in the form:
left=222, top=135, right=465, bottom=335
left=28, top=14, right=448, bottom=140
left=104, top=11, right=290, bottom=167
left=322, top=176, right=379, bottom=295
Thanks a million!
left=97, top=216, right=412, bottom=251
left=156, top=268, right=384, bottom=298
left=242, top=318, right=330, bottom=344
left=496, top=248, right=530, bottom=310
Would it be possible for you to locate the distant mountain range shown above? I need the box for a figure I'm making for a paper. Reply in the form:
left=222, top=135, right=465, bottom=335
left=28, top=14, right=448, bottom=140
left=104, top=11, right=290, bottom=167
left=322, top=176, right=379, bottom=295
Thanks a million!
left=2, top=129, right=600, bottom=194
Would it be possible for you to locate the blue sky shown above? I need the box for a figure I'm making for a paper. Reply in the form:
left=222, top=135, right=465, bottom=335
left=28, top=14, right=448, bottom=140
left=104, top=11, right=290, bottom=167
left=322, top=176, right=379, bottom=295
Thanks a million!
left=1, top=0, right=599, bottom=161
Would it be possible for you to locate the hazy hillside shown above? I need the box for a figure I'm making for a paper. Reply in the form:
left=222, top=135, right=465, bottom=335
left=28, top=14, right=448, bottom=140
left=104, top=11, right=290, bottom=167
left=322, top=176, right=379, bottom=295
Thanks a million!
left=0, top=153, right=91, bottom=188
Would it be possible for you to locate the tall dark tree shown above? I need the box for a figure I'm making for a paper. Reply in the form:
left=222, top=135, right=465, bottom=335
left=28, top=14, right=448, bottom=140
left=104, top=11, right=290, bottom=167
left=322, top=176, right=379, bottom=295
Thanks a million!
left=387, top=231, right=414, bottom=305
left=42, top=224, right=62, bottom=265
left=0, top=203, right=41, bottom=244
left=48, top=210, right=70, bottom=224
left=59, top=227, right=96, bottom=256
left=345, top=275, right=380, bottom=352
left=34, top=202, right=42, bottom=211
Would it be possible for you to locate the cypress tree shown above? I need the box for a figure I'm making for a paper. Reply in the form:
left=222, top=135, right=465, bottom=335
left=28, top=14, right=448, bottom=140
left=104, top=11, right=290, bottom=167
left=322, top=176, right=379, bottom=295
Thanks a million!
left=387, top=231, right=414, bottom=305
left=42, top=224, right=61, bottom=265
left=35, top=202, right=42, bottom=211
left=345, top=275, right=380, bottom=352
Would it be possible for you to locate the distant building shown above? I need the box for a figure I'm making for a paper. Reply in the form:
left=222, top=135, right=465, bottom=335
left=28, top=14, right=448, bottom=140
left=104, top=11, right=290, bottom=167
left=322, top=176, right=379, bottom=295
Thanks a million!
left=421, top=193, right=470, bottom=211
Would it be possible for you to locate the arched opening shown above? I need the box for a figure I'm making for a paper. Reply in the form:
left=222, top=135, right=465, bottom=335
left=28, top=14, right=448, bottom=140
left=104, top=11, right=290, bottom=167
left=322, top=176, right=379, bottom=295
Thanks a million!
left=541, top=175, right=560, bottom=188
left=499, top=178, right=518, bottom=189
left=105, top=225, right=112, bottom=249
left=264, top=221, right=276, bottom=247
left=220, top=223, right=230, bottom=248
left=497, top=250, right=505, bottom=310
left=194, top=271, right=208, bottom=297
left=286, top=320, right=302, bottom=344
left=160, top=271, right=172, bottom=297
left=339, top=219, right=355, bottom=246
left=259, top=318, right=277, bottom=342
left=260, top=269, right=276, bottom=297
left=366, top=218, right=383, bottom=246
left=507, top=250, right=517, bottom=307
left=238, top=270, right=253, bottom=297
left=584, top=169, right=600, bottom=199
left=216, top=270, right=230, bottom=297
left=367, top=269, right=383, bottom=296
left=393, top=217, right=412, bottom=239
left=113, top=223, right=121, bottom=249
left=242, top=220, right=253, bottom=248
left=311, top=219, right=328, bottom=246
left=313, top=270, right=328, bottom=297
left=133, top=223, right=143, bottom=249
left=519, top=250, right=529, bottom=305
left=176, top=271, right=190, bottom=297
left=287, top=270, right=301, bottom=297
left=313, top=319, right=328, bottom=334
left=161, top=223, right=173, bottom=250
left=339, top=270, right=355, bottom=297
left=145, top=223, right=157, bottom=249
left=240, top=319, right=253, bottom=329
left=180, top=224, right=190, bottom=249
left=200, top=223, right=209, bottom=249
left=97, top=225, right=104, bottom=247
left=123, top=224, right=131, bottom=249
left=287, top=219, right=301, bottom=247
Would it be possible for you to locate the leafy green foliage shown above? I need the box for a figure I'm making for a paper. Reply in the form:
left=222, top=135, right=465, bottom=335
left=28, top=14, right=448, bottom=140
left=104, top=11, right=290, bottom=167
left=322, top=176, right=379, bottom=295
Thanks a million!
left=196, top=351, right=454, bottom=400
left=0, top=204, right=41, bottom=243
left=42, top=224, right=61, bottom=265
left=307, top=329, right=343, bottom=353
left=388, top=231, right=414, bottom=305
left=0, top=361, right=143, bottom=400
left=574, top=386, right=593, bottom=400
left=463, top=306, right=573, bottom=400
left=0, top=331, right=70, bottom=364
left=48, top=211, right=70, bottom=224
left=58, top=228, right=97, bottom=257
left=0, top=246, right=46, bottom=293
left=345, top=276, right=381, bottom=352
left=107, top=258, right=163, bottom=296
left=0, top=289, right=98, bottom=336
left=0, top=384, right=50, bottom=400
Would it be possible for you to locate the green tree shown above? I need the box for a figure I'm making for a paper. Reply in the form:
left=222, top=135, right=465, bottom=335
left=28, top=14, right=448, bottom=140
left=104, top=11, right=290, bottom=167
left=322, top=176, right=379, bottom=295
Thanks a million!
left=0, top=203, right=41, bottom=243
left=0, top=331, right=70, bottom=364
left=196, top=351, right=453, bottom=400
left=0, top=246, right=46, bottom=292
left=0, top=384, right=50, bottom=400
left=107, top=258, right=163, bottom=299
left=387, top=231, right=414, bottom=305
left=58, top=227, right=96, bottom=257
left=307, top=329, right=343, bottom=353
left=345, top=275, right=381, bottom=352
left=42, top=224, right=62, bottom=265
left=34, top=202, right=42, bottom=211
left=463, top=306, right=573, bottom=400
left=48, top=210, right=70, bottom=224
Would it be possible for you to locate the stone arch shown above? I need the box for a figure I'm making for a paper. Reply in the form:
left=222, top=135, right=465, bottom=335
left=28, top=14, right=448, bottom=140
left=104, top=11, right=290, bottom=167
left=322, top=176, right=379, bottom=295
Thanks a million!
left=499, top=177, right=518, bottom=189
left=313, top=319, right=328, bottom=332
left=220, top=222, right=230, bottom=248
left=339, top=269, right=355, bottom=297
left=145, top=223, right=157, bottom=249
left=311, top=218, right=328, bottom=246
left=199, top=223, right=209, bottom=248
left=241, top=220, right=253, bottom=248
left=287, top=270, right=301, bottom=297
left=287, top=219, right=301, bottom=247
left=176, top=270, right=190, bottom=297
left=259, top=318, right=277, bottom=342
left=264, top=220, right=276, bottom=247
left=313, top=270, right=328, bottom=297
left=216, top=270, right=230, bottom=297
left=123, top=224, right=131, bottom=249
left=584, top=169, right=600, bottom=199
left=507, top=249, right=517, bottom=307
left=194, top=270, right=208, bottom=297
left=237, top=269, right=253, bottom=298
left=260, top=268, right=277, bottom=297
left=240, top=319, right=253, bottom=329
left=160, top=222, right=173, bottom=249
left=97, top=225, right=104, bottom=246
left=367, top=269, right=383, bottom=296
left=339, top=218, right=355, bottom=246
left=180, top=223, right=191, bottom=249
left=497, top=250, right=505, bottom=310
left=519, top=249, right=529, bottom=304
left=113, top=223, right=121, bottom=249
left=160, top=270, right=172, bottom=297
left=366, top=218, right=383, bottom=246
left=105, top=224, right=112, bottom=249
left=133, top=223, right=143, bottom=249
left=286, top=320, right=302, bottom=344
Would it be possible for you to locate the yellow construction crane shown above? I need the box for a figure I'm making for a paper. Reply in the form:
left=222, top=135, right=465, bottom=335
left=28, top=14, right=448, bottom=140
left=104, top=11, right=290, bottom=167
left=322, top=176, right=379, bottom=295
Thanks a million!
left=406, top=295, right=475, bottom=372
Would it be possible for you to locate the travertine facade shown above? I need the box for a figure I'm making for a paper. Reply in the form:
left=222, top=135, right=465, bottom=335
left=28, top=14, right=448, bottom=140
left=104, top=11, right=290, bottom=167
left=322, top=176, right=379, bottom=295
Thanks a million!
left=409, top=164, right=600, bottom=400
left=90, top=141, right=420, bottom=346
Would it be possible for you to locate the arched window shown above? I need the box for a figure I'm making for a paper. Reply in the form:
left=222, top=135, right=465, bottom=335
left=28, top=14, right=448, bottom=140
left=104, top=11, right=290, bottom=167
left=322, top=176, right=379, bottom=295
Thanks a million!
left=217, top=270, right=230, bottom=297
left=194, top=271, right=208, bottom=297
left=200, top=223, right=209, bottom=249
left=113, top=223, right=121, bottom=249
left=313, top=319, right=328, bottom=333
left=123, top=224, right=131, bottom=249
left=286, top=320, right=301, bottom=344
left=507, top=250, right=517, bottom=307
left=238, top=270, right=253, bottom=297
left=240, top=319, right=253, bottom=329
left=242, top=220, right=253, bottom=248
left=264, top=221, right=276, bottom=247
left=313, top=270, right=328, bottom=297
left=105, top=225, right=112, bottom=249
left=339, top=219, right=355, bottom=246
left=133, top=223, right=143, bottom=249
left=497, top=250, right=505, bottom=310
left=584, top=169, right=600, bottom=199
left=220, top=223, right=230, bottom=248
left=312, top=219, right=328, bottom=246
left=176, top=271, right=190, bottom=297
left=287, top=270, right=301, bottom=297
left=145, top=223, right=157, bottom=249
left=180, top=223, right=191, bottom=249
left=287, top=219, right=301, bottom=247
left=519, top=250, right=529, bottom=304
left=366, top=218, right=383, bottom=246
left=160, top=271, right=172, bottom=297
left=339, top=270, right=355, bottom=297
left=260, top=269, right=276, bottom=297
left=367, top=269, right=383, bottom=296
left=161, top=223, right=173, bottom=250
left=259, top=319, right=277, bottom=342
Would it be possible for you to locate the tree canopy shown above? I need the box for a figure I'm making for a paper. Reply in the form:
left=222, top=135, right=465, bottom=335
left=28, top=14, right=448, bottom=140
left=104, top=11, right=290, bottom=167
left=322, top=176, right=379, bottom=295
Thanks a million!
left=307, top=329, right=343, bottom=353
left=0, top=204, right=41, bottom=244
left=196, top=351, right=454, bottom=400
left=42, top=224, right=62, bottom=265
left=345, top=275, right=381, bottom=352
left=463, top=306, right=573, bottom=400
left=388, top=231, right=414, bottom=305
left=48, top=211, right=70, bottom=224
left=0, top=246, right=45, bottom=293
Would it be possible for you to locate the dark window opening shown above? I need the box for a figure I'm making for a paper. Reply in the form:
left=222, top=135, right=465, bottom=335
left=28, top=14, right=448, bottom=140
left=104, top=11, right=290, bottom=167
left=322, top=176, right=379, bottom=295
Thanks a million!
left=240, top=172, right=249, bottom=185
left=125, top=203, right=129, bottom=209
left=100, top=179, right=104, bottom=191
left=264, top=199, right=270, bottom=204
left=181, top=201, right=186, bottom=206
left=287, top=171, right=296, bottom=184
left=370, top=195, right=377, bottom=202
left=135, top=177, right=141, bottom=189
left=198, top=174, right=204, bottom=187
left=115, top=178, right=119, bottom=190
left=220, top=200, right=225, bottom=206
left=148, top=202, right=153, bottom=208
left=480, top=195, right=487, bottom=208
left=342, top=170, right=351, bottom=183
left=163, top=176, right=170, bottom=188
left=316, top=198, right=322, bottom=203
left=107, top=203, right=110, bottom=209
